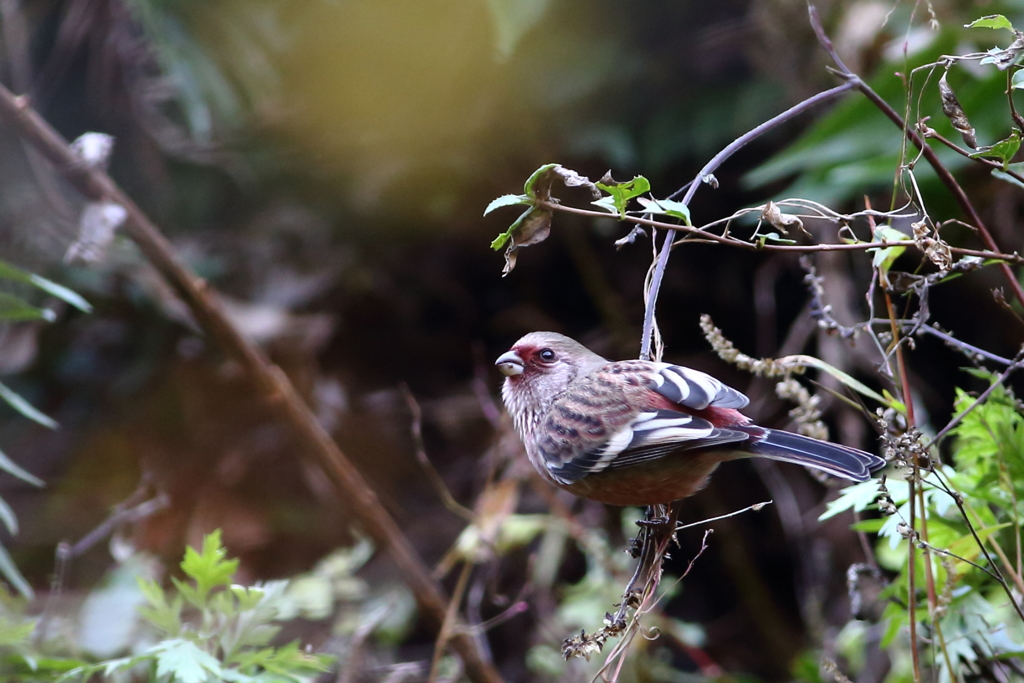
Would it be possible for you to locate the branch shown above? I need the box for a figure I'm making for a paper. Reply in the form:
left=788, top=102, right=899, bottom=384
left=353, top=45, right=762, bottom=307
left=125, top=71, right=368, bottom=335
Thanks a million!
left=639, top=80, right=858, bottom=359
left=537, top=201, right=1024, bottom=264
left=0, top=84, right=504, bottom=683
left=807, top=4, right=1024, bottom=310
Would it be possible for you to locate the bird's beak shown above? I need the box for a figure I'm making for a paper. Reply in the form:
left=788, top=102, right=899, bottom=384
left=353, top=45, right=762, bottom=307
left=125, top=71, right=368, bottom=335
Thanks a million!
left=495, top=350, right=524, bottom=377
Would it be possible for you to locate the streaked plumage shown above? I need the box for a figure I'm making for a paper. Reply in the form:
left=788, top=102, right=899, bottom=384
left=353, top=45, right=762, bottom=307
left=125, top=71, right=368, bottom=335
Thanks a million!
left=496, top=332, right=885, bottom=506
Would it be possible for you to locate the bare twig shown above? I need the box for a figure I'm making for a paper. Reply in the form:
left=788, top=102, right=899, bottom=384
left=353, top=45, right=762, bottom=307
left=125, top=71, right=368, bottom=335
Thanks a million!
left=639, top=80, right=858, bottom=359
left=536, top=201, right=1024, bottom=265
left=0, top=83, right=503, bottom=683
left=401, top=385, right=475, bottom=521
left=675, top=500, right=773, bottom=531
left=926, top=350, right=1024, bottom=448
left=807, top=3, right=1024, bottom=310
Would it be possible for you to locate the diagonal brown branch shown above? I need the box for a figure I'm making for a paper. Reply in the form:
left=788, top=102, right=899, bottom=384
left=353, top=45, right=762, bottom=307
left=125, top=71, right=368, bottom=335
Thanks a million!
left=0, top=84, right=503, bottom=683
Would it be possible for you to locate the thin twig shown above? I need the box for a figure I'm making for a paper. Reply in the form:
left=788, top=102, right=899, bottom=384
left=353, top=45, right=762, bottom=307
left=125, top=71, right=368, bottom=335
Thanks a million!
left=925, top=351, right=1024, bottom=448
left=401, top=384, right=475, bottom=521
left=675, top=500, right=773, bottom=531
left=807, top=3, right=1024, bottom=310
left=923, top=126, right=1024, bottom=186
left=914, top=325, right=1017, bottom=366
left=0, top=82, right=503, bottom=683
left=638, top=80, right=858, bottom=360
left=536, top=201, right=1024, bottom=264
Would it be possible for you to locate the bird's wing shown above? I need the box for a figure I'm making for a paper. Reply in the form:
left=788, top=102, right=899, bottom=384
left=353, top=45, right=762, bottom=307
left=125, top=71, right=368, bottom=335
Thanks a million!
left=644, top=362, right=749, bottom=410
left=535, top=361, right=752, bottom=485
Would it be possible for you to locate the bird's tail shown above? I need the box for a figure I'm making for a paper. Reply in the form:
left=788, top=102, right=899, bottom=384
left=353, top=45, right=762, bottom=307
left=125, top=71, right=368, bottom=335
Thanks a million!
left=751, top=429, right=885, bottom=482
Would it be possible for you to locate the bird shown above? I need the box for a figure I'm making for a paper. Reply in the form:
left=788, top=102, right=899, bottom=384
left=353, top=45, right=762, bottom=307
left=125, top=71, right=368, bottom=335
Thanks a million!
left=495, top=331, right=885, bottom=507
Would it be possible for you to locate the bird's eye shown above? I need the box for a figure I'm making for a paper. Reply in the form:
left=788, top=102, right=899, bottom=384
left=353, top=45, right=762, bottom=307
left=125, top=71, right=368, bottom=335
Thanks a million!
left=538, top=348, right=556, bottom=362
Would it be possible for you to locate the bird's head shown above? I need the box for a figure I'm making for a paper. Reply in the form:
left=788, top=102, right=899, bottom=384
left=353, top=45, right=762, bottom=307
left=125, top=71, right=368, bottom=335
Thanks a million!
left=495, top=332, right=608, bottom=430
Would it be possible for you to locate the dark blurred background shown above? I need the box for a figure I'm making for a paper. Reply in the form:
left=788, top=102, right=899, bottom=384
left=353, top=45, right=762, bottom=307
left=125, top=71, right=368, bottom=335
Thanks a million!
left=1, top=0, right=1023, bottom=680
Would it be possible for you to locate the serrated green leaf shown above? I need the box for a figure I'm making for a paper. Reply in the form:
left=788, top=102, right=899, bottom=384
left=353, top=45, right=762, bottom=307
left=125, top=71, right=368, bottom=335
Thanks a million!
left=232, top=640, right=332, bottom=675
left=181, top=530, right=238, bottom=602
left=483, top=194, right=530, bottom=216
left=0, top=447, right=44, bottom=487
left=0, top=261, right=92, bottom=313
left=152, top=639, right=223, bottom=683
left=137, top=577, right=183, bottom=635
left=0, top=381, right=58, bottom=429
left=102, top=656, right=139, bottom=676
left=595, top=176, right=650, bottom=218
left=966, top=15, right=1014, bottom=31
left=820, top=480, right=882, bottom=520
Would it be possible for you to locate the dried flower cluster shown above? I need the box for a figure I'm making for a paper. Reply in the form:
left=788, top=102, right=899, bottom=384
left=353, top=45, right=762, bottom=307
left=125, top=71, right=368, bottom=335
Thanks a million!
left=775, top=378, right=829, bottom=441
left=699, top=314, right=802, bottom=377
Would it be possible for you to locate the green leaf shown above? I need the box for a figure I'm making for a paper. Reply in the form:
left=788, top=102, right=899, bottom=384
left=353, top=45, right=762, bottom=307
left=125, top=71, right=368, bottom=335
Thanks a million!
left=820, top=480, right=882, bottom=521
left=595, top=176, right=650, bottom=218
left=970, top=130, right=1021, bottom=169
left=0, top=617, right=34, bottom=647
left=483, top=194, right=530, bottom=216
left=850, top=518, right=886, bottom=533
left=137, top=577, right=183, bottom=635
left=0, top=447, right=44, bottom=487
left=0, top=293, right=55, bottom=323
left=232, top=641, right=332, bottom=676
left=181, top=530, right=238, bottom=603
left=635, top=197, right=692, bottom=225
left=0, top=543, right=33, bottom=599
left=756, top=231, right=797, bottom=246
left=152, top=639, right=223, bottom=683
left=0, top=496, right=18, bottom=535
left=0, top=381, right=58, bottom=430
left=523, top=163, right=559, bottom=197
left=966, top=15, right=1015, bottom=31
left=0, top=261, right=92, bottom=313
left=1012, top=69, right=1024, bottom=90
left=788, top=355, right=895, bottom=408
left=867, top=225, right=909, bottom=278
left=992, top=167, right=1024, bottom=189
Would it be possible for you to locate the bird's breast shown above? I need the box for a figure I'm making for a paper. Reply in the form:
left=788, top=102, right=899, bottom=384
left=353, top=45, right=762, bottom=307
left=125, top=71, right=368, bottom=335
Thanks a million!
left=559, top=449, right=744, bottom=506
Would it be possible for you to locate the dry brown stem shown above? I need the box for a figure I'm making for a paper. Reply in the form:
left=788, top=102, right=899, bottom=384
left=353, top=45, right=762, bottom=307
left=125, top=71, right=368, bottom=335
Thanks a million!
left=0, top=83, right=503, bottom=683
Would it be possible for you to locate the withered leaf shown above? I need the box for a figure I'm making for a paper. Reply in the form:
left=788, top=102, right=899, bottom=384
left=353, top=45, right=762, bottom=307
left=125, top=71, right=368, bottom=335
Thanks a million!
left=761, top=200, right=804, bottom=234
left=938, top=72, right=977, bottom=149
left=501, top=207, right=552, bottom=276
